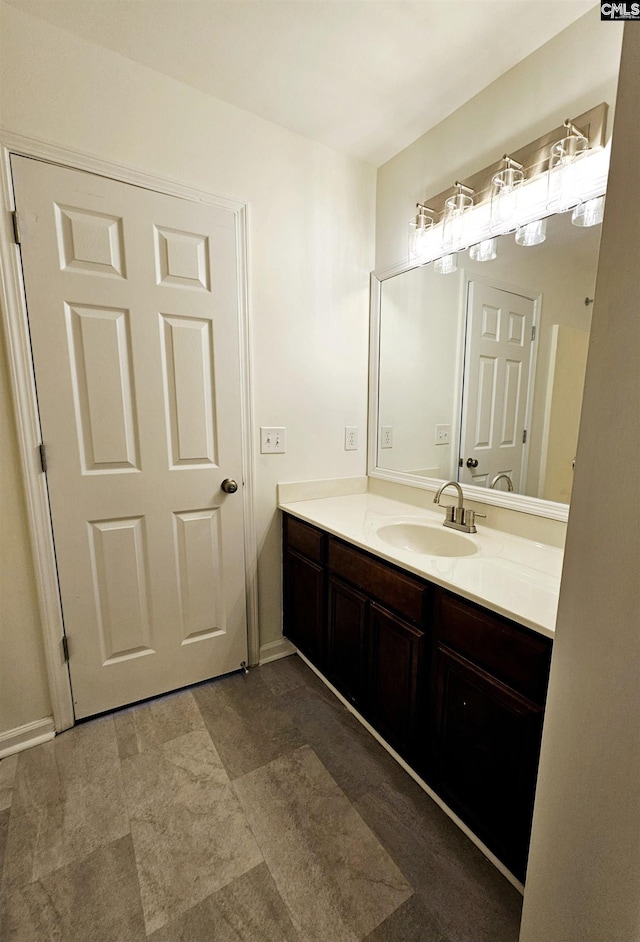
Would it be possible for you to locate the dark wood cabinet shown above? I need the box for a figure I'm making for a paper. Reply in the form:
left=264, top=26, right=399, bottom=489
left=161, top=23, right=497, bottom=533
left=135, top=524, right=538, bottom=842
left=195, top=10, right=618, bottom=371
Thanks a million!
left=282, top=512, right=552, bottom=881
left=326, top=575, right=368, bottom=707
left=282, top=516, right=326, bottom=665
left=368, top=602, right=425, bottom=760
left=433, top=644, right=545, bottom=880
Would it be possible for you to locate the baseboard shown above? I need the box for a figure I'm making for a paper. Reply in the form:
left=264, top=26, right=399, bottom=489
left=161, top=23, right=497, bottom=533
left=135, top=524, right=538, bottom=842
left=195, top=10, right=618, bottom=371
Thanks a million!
left=259, top=637, right=296, bottom=665
left=0, top=717, right=56, bottom=759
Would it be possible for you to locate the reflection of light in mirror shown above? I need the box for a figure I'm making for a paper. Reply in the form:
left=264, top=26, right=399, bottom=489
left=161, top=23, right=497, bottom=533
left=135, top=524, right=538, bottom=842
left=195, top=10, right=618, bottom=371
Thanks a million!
left=469, top=238, right=497, bottom=261
left=434, top=253, right=458, bottom=274
left=516, top=219, right=547, bottom=246
left=572, top=196, right=605, bottom=228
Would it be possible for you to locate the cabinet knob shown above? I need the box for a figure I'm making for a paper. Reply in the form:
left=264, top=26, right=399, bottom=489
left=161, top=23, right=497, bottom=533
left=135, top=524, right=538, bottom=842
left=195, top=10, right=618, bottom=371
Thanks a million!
left=221, top=478, right=238, bottom=494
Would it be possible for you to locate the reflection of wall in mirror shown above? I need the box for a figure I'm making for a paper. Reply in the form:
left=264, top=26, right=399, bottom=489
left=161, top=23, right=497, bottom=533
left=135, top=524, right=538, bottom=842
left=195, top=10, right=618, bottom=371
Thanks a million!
left=540, top=324, right=589, bottom=503
left=378, top=264, right=462, bottom=478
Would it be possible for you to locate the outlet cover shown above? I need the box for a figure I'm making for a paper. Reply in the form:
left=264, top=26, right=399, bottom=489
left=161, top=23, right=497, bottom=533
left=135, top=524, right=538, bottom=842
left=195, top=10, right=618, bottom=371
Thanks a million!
left=435, top=424, right=451, bottom=445
left=381, top=426, right=393, bottom=449
left=260, top=427, right=286, bottom=453
left=344, top=427, right=358, bottom=451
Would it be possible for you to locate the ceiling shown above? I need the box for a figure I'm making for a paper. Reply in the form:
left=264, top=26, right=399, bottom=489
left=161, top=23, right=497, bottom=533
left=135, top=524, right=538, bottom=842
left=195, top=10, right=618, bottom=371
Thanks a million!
left=6, top=0, right=597, bottom=166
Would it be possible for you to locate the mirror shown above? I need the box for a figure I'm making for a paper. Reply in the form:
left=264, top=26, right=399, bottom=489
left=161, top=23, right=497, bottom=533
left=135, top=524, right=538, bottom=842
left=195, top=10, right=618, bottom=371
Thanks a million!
left=372, top=210, right=602, bottom=514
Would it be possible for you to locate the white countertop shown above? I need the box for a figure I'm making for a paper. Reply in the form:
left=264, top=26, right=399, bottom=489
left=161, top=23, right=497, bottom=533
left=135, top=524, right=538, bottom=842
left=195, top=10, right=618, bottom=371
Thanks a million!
left=279, top=492, right=562, bottom=638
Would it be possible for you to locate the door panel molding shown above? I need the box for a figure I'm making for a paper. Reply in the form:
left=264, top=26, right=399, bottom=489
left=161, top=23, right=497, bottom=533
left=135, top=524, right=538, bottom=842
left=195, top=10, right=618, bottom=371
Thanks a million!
left=0, top=131, right=258, bottom=732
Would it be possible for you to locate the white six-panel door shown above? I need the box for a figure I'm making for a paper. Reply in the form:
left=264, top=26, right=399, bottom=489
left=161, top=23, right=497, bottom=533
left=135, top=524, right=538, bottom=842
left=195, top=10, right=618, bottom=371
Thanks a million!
left=12, top=156, right=248, bottom=718
left=459, top=281, right=535, bottom=493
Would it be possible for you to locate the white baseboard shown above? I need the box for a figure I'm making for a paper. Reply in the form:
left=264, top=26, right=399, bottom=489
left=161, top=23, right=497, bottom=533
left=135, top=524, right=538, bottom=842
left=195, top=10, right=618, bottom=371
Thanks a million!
left=259, top=637, right=296, bottom=665
left=0, top=717, right=56, bottom=759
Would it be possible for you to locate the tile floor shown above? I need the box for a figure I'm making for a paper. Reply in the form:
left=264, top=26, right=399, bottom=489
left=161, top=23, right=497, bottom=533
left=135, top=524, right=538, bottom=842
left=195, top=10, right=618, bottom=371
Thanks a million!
left=0, top=655, right=522, bottom=941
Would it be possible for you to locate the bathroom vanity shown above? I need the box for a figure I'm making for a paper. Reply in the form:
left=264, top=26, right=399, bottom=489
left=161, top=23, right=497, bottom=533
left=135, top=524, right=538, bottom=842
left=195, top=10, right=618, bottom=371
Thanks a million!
left=280, top=491, right=559, bottom=882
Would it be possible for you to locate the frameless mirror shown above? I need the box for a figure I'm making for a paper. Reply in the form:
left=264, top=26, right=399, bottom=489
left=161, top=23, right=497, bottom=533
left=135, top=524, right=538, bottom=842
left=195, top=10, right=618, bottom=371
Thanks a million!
left=371, top=210, right=603, bottom=515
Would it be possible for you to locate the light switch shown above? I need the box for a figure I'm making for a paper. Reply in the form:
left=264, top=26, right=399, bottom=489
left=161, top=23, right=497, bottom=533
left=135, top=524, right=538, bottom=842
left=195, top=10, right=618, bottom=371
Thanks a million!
left=260, top=427, right=286, bottom=453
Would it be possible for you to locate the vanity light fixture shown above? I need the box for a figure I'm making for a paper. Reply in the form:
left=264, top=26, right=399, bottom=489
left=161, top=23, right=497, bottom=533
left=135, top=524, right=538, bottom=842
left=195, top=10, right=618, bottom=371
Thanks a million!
left=571, top=195, right=605, bottom=228
left=469, top=238, right=497, bottom=262
left=490, top=156, right=524, bottom=234
left=442, top=183, right=474, bottom=254
left=515, top=218, right=547, bottom=246
left=434, top=253, right=458, bottom=274
left=547, top=119, right=589, bottom=213
left=408, top=203, right=437, bottom=264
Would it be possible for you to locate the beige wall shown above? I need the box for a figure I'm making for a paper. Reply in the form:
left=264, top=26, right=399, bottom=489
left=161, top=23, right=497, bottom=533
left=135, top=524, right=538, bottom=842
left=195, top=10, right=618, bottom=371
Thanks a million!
left=376, top=7, right=623, bottom=273
left=520, top=23, right=640, bottom=940
left=0, top=323, right=52, bottom=730
left=0, top=3, right=375, bottom=735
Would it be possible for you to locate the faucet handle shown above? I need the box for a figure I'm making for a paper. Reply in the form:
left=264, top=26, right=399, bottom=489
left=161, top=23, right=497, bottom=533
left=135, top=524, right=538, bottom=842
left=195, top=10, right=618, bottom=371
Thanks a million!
left=461, top=508, right=486, bottom=532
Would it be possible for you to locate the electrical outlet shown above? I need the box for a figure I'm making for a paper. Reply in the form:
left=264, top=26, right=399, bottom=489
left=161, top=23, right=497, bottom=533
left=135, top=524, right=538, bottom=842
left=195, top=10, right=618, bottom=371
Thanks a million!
left=344, top=427, right=358, bottom=451
left=435, top=424, right=451, bottom=445
left=260, top=427, right=286, bottom=454
left=381, top=426, right=393, bottom=449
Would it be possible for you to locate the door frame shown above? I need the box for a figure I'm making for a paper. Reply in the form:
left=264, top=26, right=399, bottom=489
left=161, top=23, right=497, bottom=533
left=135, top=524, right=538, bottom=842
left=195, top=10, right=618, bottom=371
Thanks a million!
left=459, top=271, right=541, bottom=496
left=0, top=131, right=259, bottom=732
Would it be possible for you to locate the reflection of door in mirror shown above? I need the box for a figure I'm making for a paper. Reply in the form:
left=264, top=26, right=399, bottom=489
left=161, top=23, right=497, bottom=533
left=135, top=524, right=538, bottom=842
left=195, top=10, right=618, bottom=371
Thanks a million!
left=459, top=282, right=536, bottom=493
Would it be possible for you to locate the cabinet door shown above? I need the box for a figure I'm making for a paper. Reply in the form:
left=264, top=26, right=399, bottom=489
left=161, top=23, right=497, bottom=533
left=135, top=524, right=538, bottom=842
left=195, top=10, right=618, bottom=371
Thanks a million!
left=283, top=548, right=325, bottom=666
left=433, top=645, right=543, bottom=880
left=326, top=576, right=368, bottom=707
left=368, top=602, right=425, bottom=761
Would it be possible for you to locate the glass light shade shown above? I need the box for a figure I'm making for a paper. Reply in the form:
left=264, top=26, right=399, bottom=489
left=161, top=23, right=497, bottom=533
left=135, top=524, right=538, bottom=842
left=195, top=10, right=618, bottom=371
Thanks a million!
left=571, top=195, right=605, bottom=228
left=515, top=218, right=547, bottom=246
left=408, top=220, right=435, bottom=264
left=434, top=253, right=458, bottom=274
left=469, top=238, right=497, bottom=262
left=442, top=192, right=473, bottom=253
left=490, top=166, right=524, bottom=234
left=547, top=134, right=589, bottom=212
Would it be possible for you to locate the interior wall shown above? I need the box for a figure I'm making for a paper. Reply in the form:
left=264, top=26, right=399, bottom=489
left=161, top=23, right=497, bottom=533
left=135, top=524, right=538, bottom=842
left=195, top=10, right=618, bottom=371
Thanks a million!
left=375, top=7, right=623, bottom=273
left=520, top=23, right=640, bottom=940
left=0, top=2, right=376, bottom=735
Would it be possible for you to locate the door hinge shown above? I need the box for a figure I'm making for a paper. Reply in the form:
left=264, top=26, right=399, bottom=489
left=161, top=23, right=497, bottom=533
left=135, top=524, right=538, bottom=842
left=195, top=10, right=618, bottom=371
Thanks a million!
left=522, top=429, right=528, bottom=444
left=62, top=635, right=70, bottom=662
left=11, top=211, right=21, bottom=245
left=39, top=443, right=48, bottom=473
left=531, top=325, right=536, bottom=341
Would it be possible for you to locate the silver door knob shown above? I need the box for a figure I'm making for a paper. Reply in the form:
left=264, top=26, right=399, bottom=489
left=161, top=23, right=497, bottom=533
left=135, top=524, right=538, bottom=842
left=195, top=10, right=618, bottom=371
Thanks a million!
left=466, top=458, right=479, bottom=468
left=221, top=478, right=238, bottom=494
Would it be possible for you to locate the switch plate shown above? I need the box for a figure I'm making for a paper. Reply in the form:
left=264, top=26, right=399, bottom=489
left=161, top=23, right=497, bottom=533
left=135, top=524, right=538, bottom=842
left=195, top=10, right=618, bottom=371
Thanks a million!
left=260, top=427, right=286, bottom=453
left=344, top=427, right=358, bottom=451
left=435, top=424, right=451, bottom=445
left=381, top=426, right=393, bottom=448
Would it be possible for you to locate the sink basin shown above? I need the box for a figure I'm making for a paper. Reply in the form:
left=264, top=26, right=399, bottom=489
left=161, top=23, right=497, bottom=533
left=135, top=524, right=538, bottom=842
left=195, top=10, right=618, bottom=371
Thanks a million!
left=376, top=523, right=477, bottom=557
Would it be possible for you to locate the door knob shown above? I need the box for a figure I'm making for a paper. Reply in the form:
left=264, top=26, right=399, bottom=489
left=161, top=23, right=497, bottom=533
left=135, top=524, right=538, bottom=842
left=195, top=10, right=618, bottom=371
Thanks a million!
left=221, top=478, right=238, bottom=494
left=466, top=458, right=479, bottom=468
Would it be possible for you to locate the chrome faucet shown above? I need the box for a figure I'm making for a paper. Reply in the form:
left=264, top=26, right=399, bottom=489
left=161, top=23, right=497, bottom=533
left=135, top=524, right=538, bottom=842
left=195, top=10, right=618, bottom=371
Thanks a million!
left=433, top=481, right=485, bottom=533
left=489, top=473, right=514, bottom=491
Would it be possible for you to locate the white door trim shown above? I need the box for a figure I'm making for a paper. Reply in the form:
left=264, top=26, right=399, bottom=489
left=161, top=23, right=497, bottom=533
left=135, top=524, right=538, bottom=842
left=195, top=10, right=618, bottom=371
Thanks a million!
left=0, top=130, right=259, bottom=733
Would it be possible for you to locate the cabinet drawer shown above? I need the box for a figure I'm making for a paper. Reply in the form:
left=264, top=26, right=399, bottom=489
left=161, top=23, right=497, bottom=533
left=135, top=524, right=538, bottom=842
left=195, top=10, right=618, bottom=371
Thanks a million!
left=436, top=591, right=552, bottom=705
left=284, top=515, right=325, bottom=564
left=328, top=538, right=426, bottom=624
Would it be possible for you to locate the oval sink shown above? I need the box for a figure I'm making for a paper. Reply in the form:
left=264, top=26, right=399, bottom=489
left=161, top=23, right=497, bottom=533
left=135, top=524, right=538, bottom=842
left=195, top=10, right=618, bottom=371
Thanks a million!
left=377, top=523, right=477, bottom=557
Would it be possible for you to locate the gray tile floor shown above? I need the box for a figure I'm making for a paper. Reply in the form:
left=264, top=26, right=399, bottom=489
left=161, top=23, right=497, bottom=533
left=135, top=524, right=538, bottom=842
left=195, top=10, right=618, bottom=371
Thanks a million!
left=0, top=655, right=522, bottom=941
